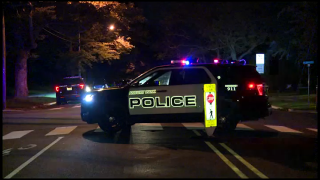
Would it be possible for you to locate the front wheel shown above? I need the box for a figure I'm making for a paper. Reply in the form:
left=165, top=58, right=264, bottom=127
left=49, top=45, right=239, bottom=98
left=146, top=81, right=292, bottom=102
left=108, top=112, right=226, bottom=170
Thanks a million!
left=98, top=112, right=126, bottom=134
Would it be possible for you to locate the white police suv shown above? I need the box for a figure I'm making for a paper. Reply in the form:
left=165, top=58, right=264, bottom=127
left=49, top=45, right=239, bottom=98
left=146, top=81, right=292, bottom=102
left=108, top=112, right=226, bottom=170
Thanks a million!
left=81, top=59, right=272, bottom=135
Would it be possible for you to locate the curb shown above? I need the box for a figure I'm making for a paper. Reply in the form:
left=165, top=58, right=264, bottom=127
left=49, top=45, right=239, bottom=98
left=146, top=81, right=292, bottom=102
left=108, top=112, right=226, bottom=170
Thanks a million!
left=2, top=109, right=24, bottom=112
left=3, top=102, right=57, bottom=112
left=271, top=105, right=317, bottom=113
left=44, top=102, right=56, bottom=106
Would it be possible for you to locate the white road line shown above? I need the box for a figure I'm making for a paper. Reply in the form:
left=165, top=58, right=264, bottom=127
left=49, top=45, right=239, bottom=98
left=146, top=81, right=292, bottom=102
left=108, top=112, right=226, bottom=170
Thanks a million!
left=3, top=130, right=34, bottom=140
left=220, top=143, right=268, bottom=179
left=72, top=105, right=81, bottom=108
left=45, top=126, right=77, bottom=136
left=94, top=126, right=104, bottom=133
left=236, top=124, right=254, bottom=131
left=182, top=122, right=204, bottom=129
left=264, top=125, right=302, bottom=133
left=4, top=137, right=63, bottom=179
left=192, top=130, right=248, bottom=178
left=306, top=128, right=317, bottom=132
left=49, top=108, right=63, bottom=110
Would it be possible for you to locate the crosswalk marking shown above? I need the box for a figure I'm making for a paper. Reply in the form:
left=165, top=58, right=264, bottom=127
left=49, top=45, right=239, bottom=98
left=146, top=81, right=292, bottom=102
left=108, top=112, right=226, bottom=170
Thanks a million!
left=306, top=128, right=317, bottom=132
left=45, top=126, right=77, bottom=136
left=133, top=123, right=164, bottom=131
left=72, top=105, right=81, bottom=108
left=236, top=124, right=254, bottom=131
left=264, top=125, right=302, bottom=133
left=182, top=122, right=204, bottom=129
left=3, top=130, right=34, bottom=140
left=94, top=126, right=104, bottom=133
left=3, top=124, right=316, bottom=140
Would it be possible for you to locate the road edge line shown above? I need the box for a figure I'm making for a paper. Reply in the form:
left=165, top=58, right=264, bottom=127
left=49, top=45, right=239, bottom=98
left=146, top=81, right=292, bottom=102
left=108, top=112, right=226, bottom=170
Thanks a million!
left=4, top=137, right=64, bottom=179
left=192, top=130, right=248, bottom=179
left=219, top=143, right=268, bottom=179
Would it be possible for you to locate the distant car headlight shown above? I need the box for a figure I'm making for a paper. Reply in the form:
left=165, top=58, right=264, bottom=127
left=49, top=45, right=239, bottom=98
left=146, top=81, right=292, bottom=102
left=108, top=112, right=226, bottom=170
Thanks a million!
left=85, top=86, right=91, bottom=92
left=84, top=94, right=94, bottom=102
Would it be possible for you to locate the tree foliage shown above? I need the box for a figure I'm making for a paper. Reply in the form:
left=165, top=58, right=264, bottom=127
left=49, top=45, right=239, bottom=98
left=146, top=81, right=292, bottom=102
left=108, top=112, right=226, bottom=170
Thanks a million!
left=153, top=2, right=276, bottom=61
left=52, top=1, right=145, bottom=73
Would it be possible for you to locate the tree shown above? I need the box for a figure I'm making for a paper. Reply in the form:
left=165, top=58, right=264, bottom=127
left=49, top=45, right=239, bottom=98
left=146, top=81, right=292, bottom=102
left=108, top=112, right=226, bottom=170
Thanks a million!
left=4, top=1, right=56, bottom=98
left=272, top=1, right=318, bottom=89
left=54, top=1, right=145, bottom=75
left=152, top=2, right=273, bottom=62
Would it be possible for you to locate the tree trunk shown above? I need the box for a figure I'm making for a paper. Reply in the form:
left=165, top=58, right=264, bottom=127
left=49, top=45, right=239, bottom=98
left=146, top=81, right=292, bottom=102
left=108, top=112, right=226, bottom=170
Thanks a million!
left=14, top=49, right=29, bottom=98
left=231, top=50, right=237, bottom=60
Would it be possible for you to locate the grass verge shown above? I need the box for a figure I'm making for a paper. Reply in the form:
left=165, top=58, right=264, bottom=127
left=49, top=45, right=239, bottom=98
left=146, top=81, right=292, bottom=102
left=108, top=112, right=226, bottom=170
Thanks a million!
left=269, top=94, right=317, bottom=110
left=6, top=97, right=56, bottom=110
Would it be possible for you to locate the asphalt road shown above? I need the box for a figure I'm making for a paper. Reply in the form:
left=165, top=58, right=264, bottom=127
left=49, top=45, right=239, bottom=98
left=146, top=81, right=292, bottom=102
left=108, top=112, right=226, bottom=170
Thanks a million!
left=2, top=103, right=318, bottom=178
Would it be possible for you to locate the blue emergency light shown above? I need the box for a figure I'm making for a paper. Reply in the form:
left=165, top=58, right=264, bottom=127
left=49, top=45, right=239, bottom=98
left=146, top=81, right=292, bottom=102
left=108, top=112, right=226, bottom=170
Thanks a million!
left=171, top=60, right=190, bottom=65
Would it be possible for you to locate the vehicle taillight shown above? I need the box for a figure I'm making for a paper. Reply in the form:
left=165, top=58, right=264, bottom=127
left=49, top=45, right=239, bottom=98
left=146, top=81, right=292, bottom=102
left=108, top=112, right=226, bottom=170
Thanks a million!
left=247, top=83, right=264, bottom=96
left=257, top=84, right=263, bottom=96
left=248, top=83, right=255, bottom=89
left=79, top=84, right=84, bottom=89
left=55, top=86, right=59, bottom=92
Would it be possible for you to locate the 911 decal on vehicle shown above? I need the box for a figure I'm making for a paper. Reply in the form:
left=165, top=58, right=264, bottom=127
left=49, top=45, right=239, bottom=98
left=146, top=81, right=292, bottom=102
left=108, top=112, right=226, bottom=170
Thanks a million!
left=204, top=84, right=217, bottom=127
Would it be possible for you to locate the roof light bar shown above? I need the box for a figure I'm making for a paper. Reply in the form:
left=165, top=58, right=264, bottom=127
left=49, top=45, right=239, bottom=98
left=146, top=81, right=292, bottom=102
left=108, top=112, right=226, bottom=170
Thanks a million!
left=171, top=60, right=190, bottom=65
left=64, top=76, right=82, bottom=79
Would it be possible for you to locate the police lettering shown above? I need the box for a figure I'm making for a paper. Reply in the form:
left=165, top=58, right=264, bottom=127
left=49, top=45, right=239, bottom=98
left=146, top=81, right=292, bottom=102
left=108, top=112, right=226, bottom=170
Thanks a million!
left=129, top=95, right=196, bottom=109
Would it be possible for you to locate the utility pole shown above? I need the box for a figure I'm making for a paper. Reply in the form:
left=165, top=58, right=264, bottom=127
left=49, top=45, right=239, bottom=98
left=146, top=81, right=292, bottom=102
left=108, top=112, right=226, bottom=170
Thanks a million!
left=2, top=11, right=6, bottom=110
left=78, top=32, right=81, bottom=77
left=308, top=64, right=310, bottom=106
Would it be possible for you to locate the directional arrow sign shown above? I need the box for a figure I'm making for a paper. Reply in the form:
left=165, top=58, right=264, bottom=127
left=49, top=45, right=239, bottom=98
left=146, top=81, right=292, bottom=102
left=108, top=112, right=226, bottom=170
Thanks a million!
left=303, top=61, right=314, bottom=64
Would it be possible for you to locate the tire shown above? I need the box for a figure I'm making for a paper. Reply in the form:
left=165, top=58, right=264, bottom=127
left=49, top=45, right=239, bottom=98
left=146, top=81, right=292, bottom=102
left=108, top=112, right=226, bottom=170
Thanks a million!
left=216, top=118, right=238, bottom=133
left=98, top=110, right=127, bottom=134
left=56, top=99, right=62, bottom=105
left=215, top=105, right=240, bottom=134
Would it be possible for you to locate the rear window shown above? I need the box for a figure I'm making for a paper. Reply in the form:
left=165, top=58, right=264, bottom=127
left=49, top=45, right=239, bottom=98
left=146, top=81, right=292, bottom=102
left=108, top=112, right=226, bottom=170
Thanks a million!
left=228, top=66, right=262, bottom=79
left=208, top=65, right=262, bottom=81
left=60, top=78, right=84, bottom=85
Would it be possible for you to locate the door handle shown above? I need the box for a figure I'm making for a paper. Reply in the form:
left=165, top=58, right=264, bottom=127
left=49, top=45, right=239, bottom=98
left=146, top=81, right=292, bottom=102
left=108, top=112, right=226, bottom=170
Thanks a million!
left=156, top=90, right=167, bottom=93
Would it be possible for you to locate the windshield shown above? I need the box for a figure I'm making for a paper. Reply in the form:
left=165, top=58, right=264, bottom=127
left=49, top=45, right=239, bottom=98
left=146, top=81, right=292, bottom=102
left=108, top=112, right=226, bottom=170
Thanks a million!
left=59, top=78, right=84, bottom=85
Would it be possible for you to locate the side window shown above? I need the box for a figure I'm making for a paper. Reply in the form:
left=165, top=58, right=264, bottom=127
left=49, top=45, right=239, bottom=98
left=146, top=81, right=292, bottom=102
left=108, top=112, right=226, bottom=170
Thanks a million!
left=133, top=70, right=172, bottom=87
left=138, top=72, right=158, bottom=86
left=170, top=68, right=211, bottom=85
left=153, top=71, right=171, bottom=85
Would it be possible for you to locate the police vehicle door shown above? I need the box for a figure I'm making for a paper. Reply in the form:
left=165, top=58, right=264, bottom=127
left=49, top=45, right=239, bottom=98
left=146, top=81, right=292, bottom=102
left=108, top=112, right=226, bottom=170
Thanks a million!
left=128, top=66, right=215, bottom=118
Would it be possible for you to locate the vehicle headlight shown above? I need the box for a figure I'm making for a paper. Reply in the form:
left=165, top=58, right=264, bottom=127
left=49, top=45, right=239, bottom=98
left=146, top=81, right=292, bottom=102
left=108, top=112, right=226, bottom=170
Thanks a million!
left=84, top=94, right=94, bottom=102
left=85, top=86, right=91, bottom=92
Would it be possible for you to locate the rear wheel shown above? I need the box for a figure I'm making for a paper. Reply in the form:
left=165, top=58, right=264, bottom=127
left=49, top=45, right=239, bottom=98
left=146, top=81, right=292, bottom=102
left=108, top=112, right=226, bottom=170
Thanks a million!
left=215, top=105, right=240, bottom=134
left=56, top=99, right=62, bottom=105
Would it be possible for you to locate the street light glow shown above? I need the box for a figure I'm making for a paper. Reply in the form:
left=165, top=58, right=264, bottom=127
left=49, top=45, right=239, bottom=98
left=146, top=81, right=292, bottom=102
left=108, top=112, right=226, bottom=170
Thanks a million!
left=109, top=25, right=115, bottom=30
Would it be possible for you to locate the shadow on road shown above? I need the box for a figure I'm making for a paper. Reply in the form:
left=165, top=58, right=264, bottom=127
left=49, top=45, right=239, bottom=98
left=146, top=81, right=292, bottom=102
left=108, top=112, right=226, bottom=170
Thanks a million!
left=82, top=126, right=132, bottom=144
left=82, top=126, right=317, bottom=174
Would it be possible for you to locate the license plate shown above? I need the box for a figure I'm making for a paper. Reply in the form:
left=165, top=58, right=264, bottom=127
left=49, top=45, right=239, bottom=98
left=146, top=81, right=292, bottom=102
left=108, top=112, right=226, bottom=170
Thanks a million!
left=67, top=87, right=72, bottom=91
